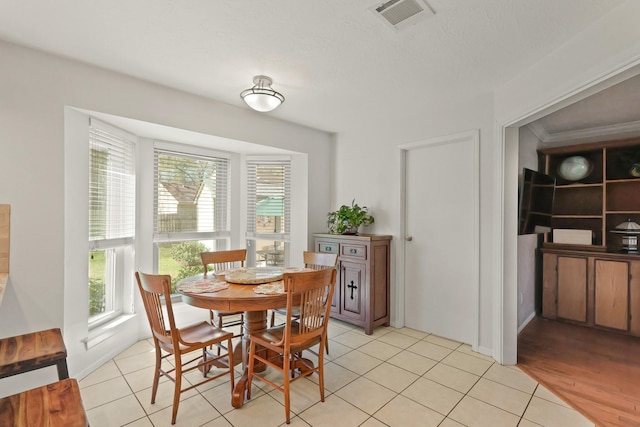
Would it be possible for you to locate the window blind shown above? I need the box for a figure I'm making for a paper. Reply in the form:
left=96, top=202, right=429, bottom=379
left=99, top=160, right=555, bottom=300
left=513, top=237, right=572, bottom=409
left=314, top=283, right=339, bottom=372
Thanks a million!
left=246, top=159, right=291, bottom=240
left=154, top=149, right=230, bottom=240
left=89, top=118, right=136, bottom=250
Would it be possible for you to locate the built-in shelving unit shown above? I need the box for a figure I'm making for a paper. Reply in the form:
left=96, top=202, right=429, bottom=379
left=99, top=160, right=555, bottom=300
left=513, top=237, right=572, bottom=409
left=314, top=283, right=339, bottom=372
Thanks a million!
left=539, top=138, right=640, bottom=337
left=540, top=137, right=640, bottom=251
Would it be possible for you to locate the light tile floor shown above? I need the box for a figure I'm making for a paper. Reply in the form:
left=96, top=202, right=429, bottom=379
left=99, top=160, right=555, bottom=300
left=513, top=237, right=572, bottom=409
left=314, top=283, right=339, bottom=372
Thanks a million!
left=79, top=318, right=595, bottom=427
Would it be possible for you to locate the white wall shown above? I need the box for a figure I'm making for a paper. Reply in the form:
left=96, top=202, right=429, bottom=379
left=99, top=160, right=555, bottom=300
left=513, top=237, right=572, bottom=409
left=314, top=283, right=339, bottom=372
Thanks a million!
left=517, top=126, right=542, bottom=331
left=333, top=92, right=496, bottom=353
left=0, top=40, right=332, bottom=395
left=494, top=0, right=640, bottom=363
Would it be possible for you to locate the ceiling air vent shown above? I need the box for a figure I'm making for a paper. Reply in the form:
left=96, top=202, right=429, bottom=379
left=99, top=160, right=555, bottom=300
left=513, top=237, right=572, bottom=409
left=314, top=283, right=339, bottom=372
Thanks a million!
left=371, top=0, right=434, bottom=31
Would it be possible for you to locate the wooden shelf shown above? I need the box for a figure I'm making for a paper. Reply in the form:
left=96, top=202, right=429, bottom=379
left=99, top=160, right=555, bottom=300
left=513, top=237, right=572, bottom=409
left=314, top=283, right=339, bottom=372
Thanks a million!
left=529, top=211, right=553, bottom=216
left=552, top=215, right=602, bottom=219
left=606, top=210, right=640, bottom=214
left=542, top=243, right=606, bottom=252
left=555, top=182, right=603, bottom=188
left=606, top=178, right=640, bottom=184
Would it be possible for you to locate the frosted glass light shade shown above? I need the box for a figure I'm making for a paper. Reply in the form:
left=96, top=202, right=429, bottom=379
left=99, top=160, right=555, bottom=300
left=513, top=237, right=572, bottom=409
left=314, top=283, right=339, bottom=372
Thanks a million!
left=557, top=155, right=592, bottom=181
left=240, top=75, right=285, bottom=112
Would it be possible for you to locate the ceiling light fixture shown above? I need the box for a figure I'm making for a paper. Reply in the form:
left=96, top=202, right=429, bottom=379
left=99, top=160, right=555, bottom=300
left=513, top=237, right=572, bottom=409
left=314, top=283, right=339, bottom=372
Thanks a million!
left=240, top=75, right=285, bottom=112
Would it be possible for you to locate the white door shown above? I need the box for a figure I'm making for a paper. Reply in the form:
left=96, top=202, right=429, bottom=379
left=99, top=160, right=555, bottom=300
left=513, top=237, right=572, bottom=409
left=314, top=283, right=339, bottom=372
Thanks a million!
left=403, top=131, right=479, bottom=344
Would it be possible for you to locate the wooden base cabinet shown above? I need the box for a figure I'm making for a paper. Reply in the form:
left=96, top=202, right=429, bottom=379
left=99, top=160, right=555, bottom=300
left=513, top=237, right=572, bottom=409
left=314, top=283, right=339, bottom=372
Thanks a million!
left=556, top=255, right=588, bottom=323
left=542, top=248, right=640, bottom=336
left=313, top=233, right=391, bottom=335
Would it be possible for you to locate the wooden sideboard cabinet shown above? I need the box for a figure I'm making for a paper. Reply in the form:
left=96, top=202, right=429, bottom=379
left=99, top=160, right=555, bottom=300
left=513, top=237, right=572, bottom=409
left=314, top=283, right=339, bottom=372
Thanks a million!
left=542, top=248, right=640, bottom=336
left=313, top=233, right=392, bottom=334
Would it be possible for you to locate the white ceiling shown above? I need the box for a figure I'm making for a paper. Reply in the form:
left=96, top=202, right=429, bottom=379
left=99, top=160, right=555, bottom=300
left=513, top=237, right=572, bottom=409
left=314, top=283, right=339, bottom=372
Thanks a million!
left=528, top=73, right=640, bottom=146
left=0, top=0, right=634, bottom=137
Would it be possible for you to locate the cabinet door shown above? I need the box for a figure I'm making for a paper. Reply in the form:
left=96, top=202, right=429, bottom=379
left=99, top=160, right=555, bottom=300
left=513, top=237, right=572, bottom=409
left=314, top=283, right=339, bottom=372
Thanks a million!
left=339, top=260, right=366, bottom=321
left=542, top=253, right=558, bottom=319
left=330, top=271, right=339, bottom=315
left=557, top=256, right=588, bottom=323
left=594, top=259, right=629, bottom=331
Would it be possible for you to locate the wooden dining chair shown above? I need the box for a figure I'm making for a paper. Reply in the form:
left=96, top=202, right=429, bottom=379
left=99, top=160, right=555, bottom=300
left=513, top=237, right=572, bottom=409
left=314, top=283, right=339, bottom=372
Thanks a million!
left=201, top=249, right=247, bottom=343
left=247, top=267, right=337, bottom=424
left=270, top=251, right=338, bottom=354
left=135, top=271, right=234, bottom=425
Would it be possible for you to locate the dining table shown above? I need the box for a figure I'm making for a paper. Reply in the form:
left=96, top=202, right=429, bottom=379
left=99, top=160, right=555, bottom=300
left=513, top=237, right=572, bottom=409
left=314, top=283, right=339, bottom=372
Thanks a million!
left=177, top=266, right=310, bottom=408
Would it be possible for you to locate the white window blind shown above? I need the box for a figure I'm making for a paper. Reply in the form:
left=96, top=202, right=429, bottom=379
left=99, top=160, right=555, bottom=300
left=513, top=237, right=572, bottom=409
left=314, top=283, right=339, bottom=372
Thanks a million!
left=89, top=119, right=136, bottom=250
left=154, top=149, right=230, bottom=241
left=246, top=159, right=291, bottom=240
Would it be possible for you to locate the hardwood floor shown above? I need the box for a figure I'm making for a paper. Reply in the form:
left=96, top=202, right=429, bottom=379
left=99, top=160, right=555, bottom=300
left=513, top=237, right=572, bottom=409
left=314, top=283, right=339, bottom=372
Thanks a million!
left=518, top=316, right=640, bottom=427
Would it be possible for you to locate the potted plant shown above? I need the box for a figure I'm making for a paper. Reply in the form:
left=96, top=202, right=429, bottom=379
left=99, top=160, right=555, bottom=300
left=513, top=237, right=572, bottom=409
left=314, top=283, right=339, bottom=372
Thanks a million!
left=327, top=199, right=375, bottom=234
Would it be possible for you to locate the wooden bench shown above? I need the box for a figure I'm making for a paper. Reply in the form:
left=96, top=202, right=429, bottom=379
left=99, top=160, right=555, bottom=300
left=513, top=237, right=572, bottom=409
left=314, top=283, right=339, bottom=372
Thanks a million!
left=0, top=378, right=88, bottom=427
left=0, top=328, right=69, bottom=380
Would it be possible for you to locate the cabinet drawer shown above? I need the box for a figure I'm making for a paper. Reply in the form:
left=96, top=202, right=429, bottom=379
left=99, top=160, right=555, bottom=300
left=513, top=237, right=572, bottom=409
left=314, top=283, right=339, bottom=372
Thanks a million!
left=318, top=242, right=339, bottom=254
left=341, top=244, right=367, bottom=259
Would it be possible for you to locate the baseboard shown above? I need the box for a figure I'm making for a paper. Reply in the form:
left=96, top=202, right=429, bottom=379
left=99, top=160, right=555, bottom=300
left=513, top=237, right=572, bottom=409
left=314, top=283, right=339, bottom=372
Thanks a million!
left=517, top=311, right=536, bottom=334
left=476, top=345, right=494, bottom=359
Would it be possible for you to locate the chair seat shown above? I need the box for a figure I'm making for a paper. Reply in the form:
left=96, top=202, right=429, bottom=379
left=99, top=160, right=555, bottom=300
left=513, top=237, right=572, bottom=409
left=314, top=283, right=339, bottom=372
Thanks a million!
left=251, top=323, right=322, bottom=353
left=0, top=378, right=88, bottom=427
left=158, top=321, right=233, bottom=353
left=0, top=328, right=69, bottom=380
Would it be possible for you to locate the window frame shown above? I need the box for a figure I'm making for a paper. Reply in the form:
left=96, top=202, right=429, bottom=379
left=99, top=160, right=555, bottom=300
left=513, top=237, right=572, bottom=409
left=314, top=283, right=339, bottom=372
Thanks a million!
left=88, top=118, right=137, bottom=329
left=152, top=143, right=233, bottom=288
left=246, top=157, right=292, bottom=267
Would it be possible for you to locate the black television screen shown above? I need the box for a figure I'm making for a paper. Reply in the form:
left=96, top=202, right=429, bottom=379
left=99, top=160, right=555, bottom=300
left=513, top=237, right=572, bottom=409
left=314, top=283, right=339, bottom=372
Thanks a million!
left=518, top=168, right=555, bottom=235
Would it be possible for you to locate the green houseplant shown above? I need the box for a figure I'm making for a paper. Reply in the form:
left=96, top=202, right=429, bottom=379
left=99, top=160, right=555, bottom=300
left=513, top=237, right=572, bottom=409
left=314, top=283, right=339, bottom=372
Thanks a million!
left=327, top=199, right=374, bottom=234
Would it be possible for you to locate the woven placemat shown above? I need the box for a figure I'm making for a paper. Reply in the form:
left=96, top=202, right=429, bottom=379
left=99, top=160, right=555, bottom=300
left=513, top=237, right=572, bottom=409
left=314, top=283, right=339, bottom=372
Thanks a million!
left=177, top=278, right=229, bottom=294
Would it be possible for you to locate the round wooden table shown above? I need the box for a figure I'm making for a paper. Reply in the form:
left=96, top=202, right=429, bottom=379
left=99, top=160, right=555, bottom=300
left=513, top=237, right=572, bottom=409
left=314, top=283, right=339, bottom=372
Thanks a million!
left=178, top=270, right=290, bottom=408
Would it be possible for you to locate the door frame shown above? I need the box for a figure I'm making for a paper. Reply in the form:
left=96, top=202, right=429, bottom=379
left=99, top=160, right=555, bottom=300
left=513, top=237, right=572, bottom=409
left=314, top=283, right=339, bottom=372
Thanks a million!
left=397, top=129, right=480, bottom=351
left=494, top=64, right=640, bottom=365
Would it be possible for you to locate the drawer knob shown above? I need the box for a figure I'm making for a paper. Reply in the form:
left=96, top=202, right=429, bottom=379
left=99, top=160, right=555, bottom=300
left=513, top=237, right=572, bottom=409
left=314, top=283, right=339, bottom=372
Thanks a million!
left=350, top=248, right=357, bottom=254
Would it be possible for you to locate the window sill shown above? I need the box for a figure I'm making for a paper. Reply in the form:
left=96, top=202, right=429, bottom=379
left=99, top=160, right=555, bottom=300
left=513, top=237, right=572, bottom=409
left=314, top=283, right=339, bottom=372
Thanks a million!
left=84, top=313, right=137, bottom=350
